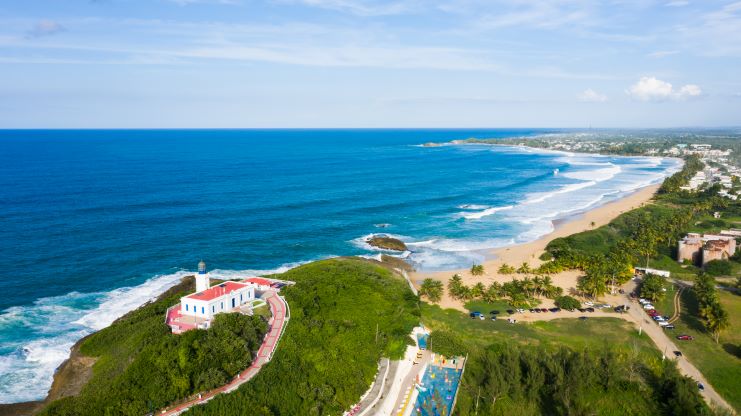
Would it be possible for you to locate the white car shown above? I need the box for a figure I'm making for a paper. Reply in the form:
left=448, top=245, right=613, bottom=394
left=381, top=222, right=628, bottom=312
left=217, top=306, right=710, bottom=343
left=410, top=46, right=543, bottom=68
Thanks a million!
left=659, top=321, right=670, bottom=326
left=516, top=308, right=525, bottom=313
left=643, top=304, right=655, bottom=310
left=639, top=298, right=648, bottom=304
left=584, top=301, right=594, bottom=307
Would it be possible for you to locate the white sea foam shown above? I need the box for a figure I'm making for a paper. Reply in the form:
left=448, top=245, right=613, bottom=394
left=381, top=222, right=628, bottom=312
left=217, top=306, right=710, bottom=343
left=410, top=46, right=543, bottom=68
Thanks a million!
left=561, top=164, right=621, bottom=182
left=0, top=260, right=310, bottom=404
left=457, top=204, right=489, bottom=210
left=524, top=180, right=597, bottom=204
left=458, top=205, right=514, bottom=220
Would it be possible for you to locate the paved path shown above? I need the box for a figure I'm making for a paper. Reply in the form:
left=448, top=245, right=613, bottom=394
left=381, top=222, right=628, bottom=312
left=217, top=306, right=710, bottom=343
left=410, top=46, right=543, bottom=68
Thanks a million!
left=159, top=292, right=288, bottom=415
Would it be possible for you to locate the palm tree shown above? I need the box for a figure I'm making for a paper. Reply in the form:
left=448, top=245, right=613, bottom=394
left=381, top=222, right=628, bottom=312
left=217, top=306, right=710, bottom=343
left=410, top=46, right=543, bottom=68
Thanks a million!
left=498, top=263, right=515, bottom=275
left=419, top=279, right=444, bottom=303
left=486, top=282, right=503, bottom=302
left=705, top=302, right=730, bottom=343
left=471, top=282, right=486, bottom=299
left=517, top=262, right=533, bottom=274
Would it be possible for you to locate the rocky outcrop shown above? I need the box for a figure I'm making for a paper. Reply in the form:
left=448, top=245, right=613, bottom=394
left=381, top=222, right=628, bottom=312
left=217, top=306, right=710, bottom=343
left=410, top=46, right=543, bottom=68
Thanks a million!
left=366, top=236, right=407, bottom=251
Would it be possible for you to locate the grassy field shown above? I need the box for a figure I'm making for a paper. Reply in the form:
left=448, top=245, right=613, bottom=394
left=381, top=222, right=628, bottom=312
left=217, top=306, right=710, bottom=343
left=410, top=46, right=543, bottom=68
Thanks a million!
left=670, top=289, right=741, bottom=412
left=421, top=303, right=660, bottom=359
left=653, top=281, right=679, bottom=319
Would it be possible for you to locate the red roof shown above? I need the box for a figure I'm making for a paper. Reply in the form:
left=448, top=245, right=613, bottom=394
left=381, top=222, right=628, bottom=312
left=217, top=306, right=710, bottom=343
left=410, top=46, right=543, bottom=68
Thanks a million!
left=186, top=281, right=250, bottom=301
left=245, top=277, right=272, bottom=286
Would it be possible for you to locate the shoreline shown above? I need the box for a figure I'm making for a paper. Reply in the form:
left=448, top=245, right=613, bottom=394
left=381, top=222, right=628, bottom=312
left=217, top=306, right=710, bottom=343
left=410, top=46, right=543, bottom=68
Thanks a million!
left=410, top=183, right=661, bottom=311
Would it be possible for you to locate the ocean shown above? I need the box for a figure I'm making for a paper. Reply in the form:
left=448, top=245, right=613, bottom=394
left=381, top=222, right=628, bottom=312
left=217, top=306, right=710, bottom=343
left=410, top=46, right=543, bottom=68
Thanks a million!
left=0, top=129, right=681, bottom=403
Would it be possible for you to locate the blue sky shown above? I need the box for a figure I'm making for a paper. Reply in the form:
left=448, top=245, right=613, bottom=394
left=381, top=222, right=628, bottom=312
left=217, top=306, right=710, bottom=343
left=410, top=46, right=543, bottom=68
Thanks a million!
left=1, top=0, right=740, bottom=128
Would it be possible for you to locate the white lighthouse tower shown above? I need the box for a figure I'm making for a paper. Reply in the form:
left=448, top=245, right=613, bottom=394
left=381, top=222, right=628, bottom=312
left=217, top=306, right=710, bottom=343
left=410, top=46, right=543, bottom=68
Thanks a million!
left=195, top=260, right=210, bottom=292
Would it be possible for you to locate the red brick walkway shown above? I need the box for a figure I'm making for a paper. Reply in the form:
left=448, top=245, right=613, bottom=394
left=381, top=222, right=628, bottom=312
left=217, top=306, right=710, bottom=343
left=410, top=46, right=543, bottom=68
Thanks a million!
left=160, top=292, right=288, bottom=415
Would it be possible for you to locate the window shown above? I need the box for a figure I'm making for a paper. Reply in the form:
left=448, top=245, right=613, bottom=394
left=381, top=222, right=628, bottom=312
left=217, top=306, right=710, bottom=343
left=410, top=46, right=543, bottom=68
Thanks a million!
left=240, top=293, right=243, bottom=302
left=221, top=302, right=224, bottom=310
left=185, top=304, right=189, bottom=312
left=201, top=307, right=205, bottom=314
left=212, top=305, right=215, bottom=313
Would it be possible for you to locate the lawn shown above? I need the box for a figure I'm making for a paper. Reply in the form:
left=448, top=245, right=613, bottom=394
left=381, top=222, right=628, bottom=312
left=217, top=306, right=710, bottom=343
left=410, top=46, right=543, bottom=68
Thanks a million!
left=670, top=289, right=741, bottom=412
left=421, top=303, right=660, bottom=358
left=653, top=281, right=679, bottom=319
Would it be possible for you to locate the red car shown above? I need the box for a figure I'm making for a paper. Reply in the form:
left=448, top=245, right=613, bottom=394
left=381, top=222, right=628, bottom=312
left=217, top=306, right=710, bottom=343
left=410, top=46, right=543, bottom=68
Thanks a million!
left=676, top=335, right=694, bottom=341
left=648, top=310, right=658, bottom=315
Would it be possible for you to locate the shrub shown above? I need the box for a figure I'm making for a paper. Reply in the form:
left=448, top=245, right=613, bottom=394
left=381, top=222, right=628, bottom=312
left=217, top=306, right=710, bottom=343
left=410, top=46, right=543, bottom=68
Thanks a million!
left=704, top=259, right=732, bottom=276
left=554, top=295, right=581, bottom=310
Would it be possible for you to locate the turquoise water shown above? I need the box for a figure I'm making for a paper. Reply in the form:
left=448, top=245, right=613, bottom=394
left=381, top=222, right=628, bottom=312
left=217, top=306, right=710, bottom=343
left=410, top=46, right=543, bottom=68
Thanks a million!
left=0, top=129, right=680, bottom=402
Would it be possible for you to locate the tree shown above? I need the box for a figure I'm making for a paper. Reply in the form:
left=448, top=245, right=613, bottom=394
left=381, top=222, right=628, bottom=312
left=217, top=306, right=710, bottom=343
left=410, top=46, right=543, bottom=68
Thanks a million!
left=419, top=279, right=443, bottom=303
left=639, top=274, right=666, bottom=302
left=471, top=282, right=486, bottom=299
left=555, top=295, right=581, bottom=310
left=470, top=264, right=485, bottom=276
left=498, top=263, right=515, bottom=274
left=705, top=301, right=730, bottom=343
left=516, top=262, right=532, bottom=274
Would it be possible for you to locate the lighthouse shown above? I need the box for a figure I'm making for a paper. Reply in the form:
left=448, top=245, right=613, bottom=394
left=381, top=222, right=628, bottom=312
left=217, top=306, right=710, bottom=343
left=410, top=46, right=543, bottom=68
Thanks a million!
left=195, top=260, right=210, bottom=292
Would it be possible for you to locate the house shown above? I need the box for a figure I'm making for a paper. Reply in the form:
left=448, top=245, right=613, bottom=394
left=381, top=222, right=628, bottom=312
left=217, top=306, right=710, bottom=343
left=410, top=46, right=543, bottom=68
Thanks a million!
left=634, top=267, right=671, bottom=278
left=678, top=233, right=737, bottom=266
left=166, top=261, right=258, bottom=334
left=245, top=277, right=274, bottom=291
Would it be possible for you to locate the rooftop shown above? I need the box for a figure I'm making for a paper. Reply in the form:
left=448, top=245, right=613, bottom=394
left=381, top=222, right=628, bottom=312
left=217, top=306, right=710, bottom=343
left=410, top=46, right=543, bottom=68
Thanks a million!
left=185, top=281, right=251, bottom=301
left=246, top=277, right=273, bottom=287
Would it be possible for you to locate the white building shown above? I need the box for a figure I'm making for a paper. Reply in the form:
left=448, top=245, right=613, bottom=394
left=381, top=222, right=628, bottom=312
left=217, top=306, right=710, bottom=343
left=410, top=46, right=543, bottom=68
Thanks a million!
left=166, top=261, right=257, bottom=333
left=180, top=280, right=255, bottom=320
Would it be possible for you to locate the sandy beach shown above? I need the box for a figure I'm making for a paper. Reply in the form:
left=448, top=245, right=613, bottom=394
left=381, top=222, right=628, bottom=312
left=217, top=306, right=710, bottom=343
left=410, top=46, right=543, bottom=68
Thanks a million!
left=410, top=184, right=661, bottom=312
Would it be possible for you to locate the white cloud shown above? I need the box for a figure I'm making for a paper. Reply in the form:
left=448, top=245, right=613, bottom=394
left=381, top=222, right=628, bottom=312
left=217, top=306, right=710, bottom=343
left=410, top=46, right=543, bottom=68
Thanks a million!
left=26, top=20, right=65, bottom=38
left=626, top=76, right=702, bottom=101
left=648, top=50, right=679, bottom=58
left=289, top=0, right=415, bottom=16
left=578, top=88, right=608, bottom=102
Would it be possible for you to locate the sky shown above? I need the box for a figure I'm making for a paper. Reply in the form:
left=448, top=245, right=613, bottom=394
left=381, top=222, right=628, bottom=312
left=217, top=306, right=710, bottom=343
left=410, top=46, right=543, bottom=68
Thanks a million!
left=1, top=0, right=740, bottom=128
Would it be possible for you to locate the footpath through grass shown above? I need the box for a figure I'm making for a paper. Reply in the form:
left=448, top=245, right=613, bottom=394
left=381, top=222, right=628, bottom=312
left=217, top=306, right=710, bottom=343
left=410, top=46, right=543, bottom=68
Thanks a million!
left=671, top=289, right=741, bottom=412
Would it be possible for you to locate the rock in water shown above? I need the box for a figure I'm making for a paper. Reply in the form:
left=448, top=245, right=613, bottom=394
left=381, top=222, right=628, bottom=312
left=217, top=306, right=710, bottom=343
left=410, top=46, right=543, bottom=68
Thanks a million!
left=366, top=236, right=408, bottom=251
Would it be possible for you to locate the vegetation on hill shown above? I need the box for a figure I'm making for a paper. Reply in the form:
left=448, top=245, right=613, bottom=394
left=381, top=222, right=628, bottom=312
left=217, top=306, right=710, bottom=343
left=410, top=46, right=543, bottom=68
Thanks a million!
left=419, top=278, right=443, bottom=303
left=40, top=280, right=268, bottom=416
left=452, top=344, right=711, bottom=416
left=188, top=258, right=419, bottom=416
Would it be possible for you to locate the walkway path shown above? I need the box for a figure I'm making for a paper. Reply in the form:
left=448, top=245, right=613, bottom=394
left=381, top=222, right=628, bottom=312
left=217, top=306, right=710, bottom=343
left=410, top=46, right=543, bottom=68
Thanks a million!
left=159, top=291, right=289, bottom=415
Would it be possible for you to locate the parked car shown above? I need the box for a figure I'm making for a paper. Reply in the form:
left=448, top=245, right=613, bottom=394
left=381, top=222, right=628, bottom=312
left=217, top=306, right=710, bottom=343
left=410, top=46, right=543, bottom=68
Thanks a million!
left=479, top=314, right=485, bottom=320
left=506, top=309, right=514, bottom=315
left=540, top=308, right=549, bottom=313
left=643, top=304, right=655, bottom=310
left=664, top=324, right=675, bottom=330
left=585, top=307, right=595, bottom=313
left=584, top=301, right=594, bottom=307
left=639, top=298, right=648, bottom=304
left=677, top=335, right=694, bottom=341
left=490, top=315, right=497, bottom=321
left=674, top=351, right=682, bottom=357
left=516, top=308, right=525, bottom=313
left=470, top=311, right=481, bottom=318
left=659, top=321, right=670, bottom=327
left=698, top=382, right=705, bottom=391
left=578, top=316, right=588, bottom=320
left=490, top=310, right=500, bottom=315
left=549, top=307, right=561, bottom=313
left=578, top=308, right=586, bottom=312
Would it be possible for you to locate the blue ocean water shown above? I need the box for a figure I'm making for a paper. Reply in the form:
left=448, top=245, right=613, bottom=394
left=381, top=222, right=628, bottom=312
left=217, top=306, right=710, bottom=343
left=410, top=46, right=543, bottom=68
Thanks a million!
left=0, top=129, right=680, bottom=402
